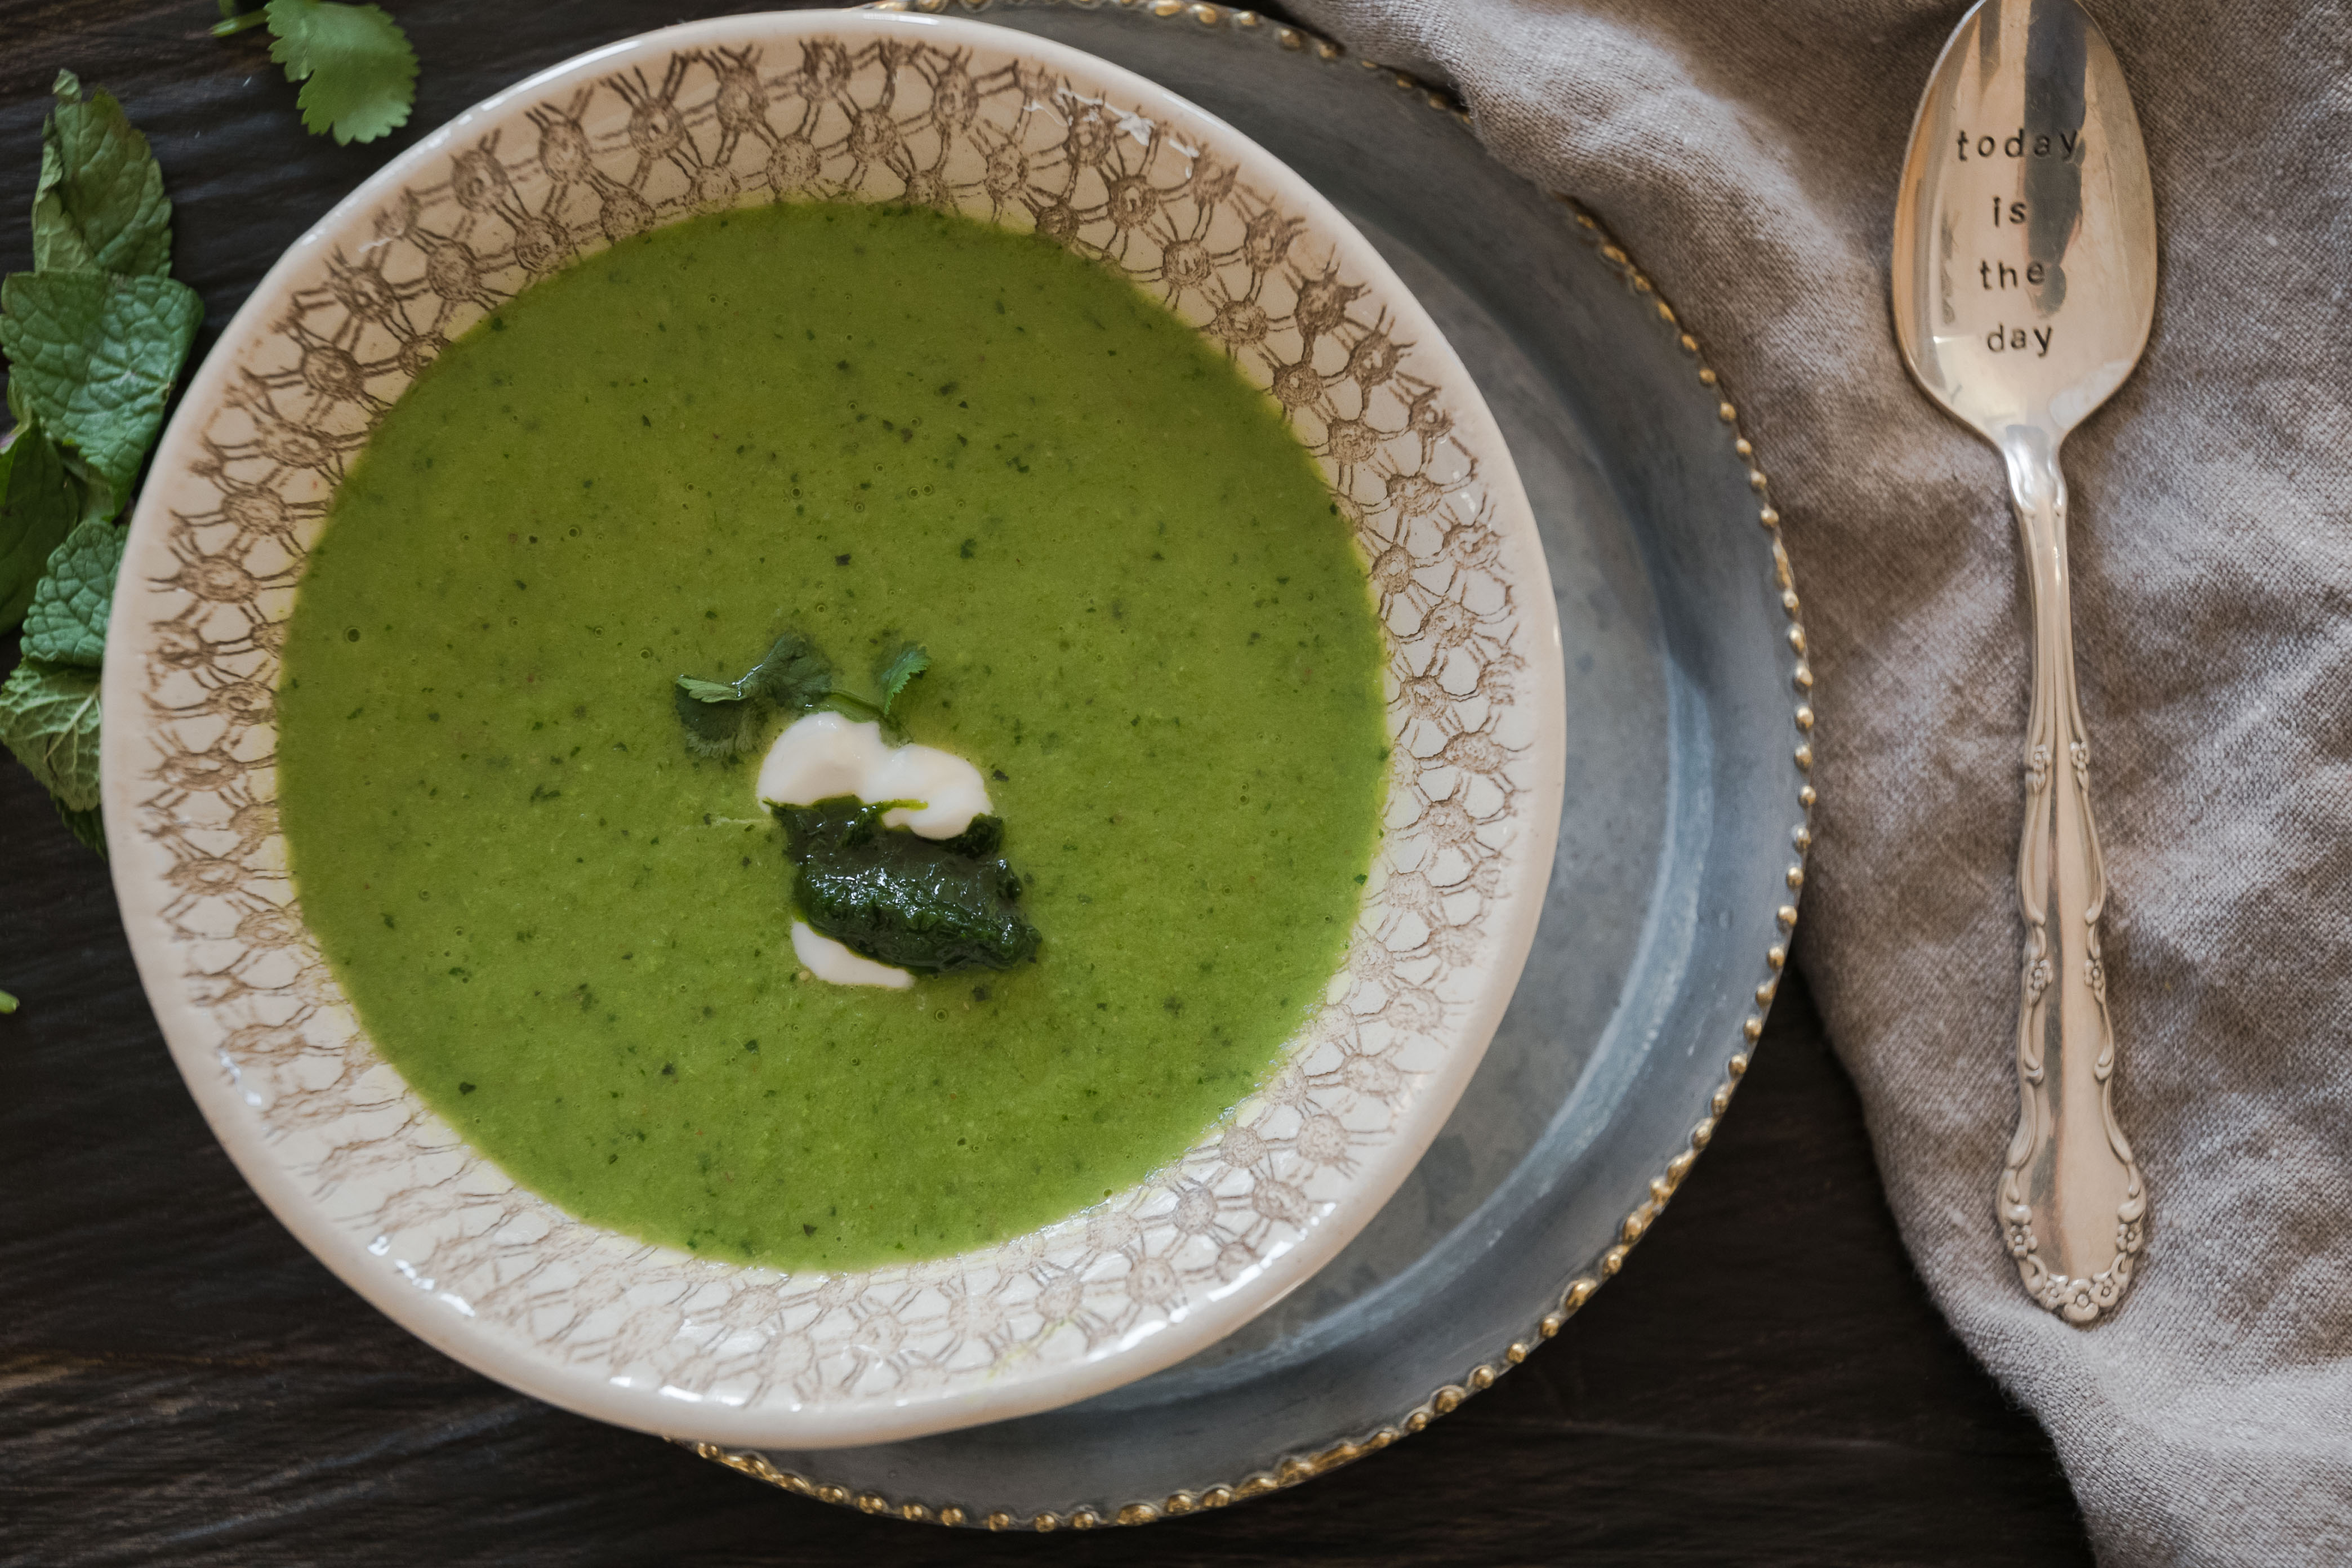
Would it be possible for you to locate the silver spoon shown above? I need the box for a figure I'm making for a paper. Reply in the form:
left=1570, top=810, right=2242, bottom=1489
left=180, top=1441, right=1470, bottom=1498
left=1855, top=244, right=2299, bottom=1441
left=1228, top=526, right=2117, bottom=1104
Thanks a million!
left=1891, top=0, right=2154, bottom=1325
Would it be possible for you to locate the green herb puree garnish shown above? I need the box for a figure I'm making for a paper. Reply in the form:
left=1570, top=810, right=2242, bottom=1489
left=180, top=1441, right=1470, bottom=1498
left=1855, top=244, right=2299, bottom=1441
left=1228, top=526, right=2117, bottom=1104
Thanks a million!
left=781, top=797, right=1038, bottom=974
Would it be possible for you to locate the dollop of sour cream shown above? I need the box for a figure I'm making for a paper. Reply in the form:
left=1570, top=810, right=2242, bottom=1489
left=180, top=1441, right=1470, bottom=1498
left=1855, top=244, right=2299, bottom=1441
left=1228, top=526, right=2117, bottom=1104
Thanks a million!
left=758, top=712, right=995, bottom=989
left=790, top=920, right=914, bottom=990
left=756, top=711, right=991, bottom=839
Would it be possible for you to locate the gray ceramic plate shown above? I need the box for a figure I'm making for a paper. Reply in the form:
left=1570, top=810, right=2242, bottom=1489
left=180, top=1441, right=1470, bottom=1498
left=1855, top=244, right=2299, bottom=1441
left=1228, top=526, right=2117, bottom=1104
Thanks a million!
left=689, top=0, right=1815, bottom=1529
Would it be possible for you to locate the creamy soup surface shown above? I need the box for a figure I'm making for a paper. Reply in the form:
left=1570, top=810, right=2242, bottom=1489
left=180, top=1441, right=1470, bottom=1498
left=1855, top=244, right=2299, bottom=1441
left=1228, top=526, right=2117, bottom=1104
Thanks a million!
left=277, top=202, right=1389, bottom=1271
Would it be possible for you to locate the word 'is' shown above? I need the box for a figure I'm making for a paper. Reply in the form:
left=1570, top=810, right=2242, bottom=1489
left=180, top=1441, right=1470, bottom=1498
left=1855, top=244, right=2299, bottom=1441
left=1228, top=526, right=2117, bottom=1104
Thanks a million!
left=1955, top=127, right=2082, bottom=161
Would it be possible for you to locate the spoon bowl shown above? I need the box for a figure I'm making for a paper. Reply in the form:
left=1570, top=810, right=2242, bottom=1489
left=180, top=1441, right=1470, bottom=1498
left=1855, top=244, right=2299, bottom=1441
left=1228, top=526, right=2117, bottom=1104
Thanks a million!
left=1892, top=0, right=2157, bottom=443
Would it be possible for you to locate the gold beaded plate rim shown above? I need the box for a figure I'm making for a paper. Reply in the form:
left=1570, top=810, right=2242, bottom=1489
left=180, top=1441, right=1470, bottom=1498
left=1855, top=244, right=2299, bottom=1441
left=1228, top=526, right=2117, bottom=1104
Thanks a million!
left=678, top=0, right=1819, bottom=1529
left=100, top=7, right=1568, bottom=1450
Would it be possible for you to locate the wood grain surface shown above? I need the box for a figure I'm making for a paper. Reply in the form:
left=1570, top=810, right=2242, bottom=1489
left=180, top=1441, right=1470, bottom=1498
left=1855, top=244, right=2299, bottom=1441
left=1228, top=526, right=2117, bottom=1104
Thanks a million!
left=0, top=3, right=2092, bottom=1561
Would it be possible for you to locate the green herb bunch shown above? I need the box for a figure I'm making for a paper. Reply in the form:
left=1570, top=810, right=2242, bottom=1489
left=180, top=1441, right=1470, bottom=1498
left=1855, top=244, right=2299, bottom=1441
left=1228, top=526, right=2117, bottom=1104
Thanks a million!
left=0, top=73, right=206, bottom=857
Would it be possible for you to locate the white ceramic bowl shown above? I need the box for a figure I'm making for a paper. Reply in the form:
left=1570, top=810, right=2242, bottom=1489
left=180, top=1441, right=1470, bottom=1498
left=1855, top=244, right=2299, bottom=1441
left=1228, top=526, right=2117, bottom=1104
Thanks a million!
left=104, top=10, right=1564, bottom=1449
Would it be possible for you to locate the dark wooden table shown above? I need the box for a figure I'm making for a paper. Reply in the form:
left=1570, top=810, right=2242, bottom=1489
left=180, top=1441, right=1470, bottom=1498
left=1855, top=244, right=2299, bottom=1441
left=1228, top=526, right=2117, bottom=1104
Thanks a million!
left=0, top=5, right=2093, bottom=1561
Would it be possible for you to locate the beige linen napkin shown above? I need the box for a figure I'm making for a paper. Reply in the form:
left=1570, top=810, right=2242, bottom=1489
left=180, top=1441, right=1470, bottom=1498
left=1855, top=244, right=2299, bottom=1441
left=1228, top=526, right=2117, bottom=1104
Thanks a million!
left=1282, top=1, right=2352, bottom=1561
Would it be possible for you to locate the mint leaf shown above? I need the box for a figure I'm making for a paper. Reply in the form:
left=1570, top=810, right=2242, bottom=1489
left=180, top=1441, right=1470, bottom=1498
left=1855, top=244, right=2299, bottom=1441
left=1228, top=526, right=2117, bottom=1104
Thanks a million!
left=22, top=518, right=124, bottom=667
left=55, top=796, right=106, bottom=859
left=876, top=643, right=929, bottom=719
left=675, top=675, right=742, bottom=705
left=0, top=270, right=202, bottom=507
left=33, top=71, right=172, bottom=278
left=0, top=427, right=78, bottom=630
left=263, top=0, right=418, bottom=146
left=0, top=658, right=101, bottom=811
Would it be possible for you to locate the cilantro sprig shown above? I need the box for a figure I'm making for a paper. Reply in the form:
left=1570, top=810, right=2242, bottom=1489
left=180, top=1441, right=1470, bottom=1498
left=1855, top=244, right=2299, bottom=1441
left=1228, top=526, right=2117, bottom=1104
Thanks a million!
left=0, top=73, right=201, bottom=862
left=674, top=632, right=932, bottom=758
left=213, top=0, right=419, bottom=147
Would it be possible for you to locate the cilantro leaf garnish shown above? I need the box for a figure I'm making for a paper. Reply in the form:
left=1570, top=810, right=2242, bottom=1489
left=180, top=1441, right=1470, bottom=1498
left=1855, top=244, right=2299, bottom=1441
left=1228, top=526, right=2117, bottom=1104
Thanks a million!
left=675, top=630, right=832, bottom=752
left=266, top=0, right=419, bottom=145
left=216, top=0, right=418, bottom=147
left=673, top=632, right=843, bottom=756
left=672, top=681, right=760, bottom=758
left=0, top=658, right=103, bottom=812
left=22, top=518, right=126, bottom=667
left=876, top=643, right=930, bottom=719
left=0, top=269, right=202, bottom=507
left=0, top=427, right=79, bottom=630
left=742, top=631, right=836, bottom=710
left=676, top=633, right=940, bottom=756
left=33, top=72, right=173, bottom=279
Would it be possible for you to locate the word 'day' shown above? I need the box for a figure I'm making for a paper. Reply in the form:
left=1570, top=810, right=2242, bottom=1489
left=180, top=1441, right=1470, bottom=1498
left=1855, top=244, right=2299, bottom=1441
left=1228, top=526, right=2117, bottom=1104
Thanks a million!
left=1985, top=323, right=2055, bottom=357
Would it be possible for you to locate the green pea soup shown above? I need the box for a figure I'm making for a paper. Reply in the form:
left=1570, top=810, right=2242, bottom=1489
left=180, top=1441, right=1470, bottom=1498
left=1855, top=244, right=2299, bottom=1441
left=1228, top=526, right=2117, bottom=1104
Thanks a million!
left=276, top=202, right=1389, bottom=1271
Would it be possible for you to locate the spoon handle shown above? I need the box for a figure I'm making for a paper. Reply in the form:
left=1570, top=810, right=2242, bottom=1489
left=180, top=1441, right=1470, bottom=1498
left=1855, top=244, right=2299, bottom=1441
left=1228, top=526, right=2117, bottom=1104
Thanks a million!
left=1995, top=430, right=2147, bottom=1325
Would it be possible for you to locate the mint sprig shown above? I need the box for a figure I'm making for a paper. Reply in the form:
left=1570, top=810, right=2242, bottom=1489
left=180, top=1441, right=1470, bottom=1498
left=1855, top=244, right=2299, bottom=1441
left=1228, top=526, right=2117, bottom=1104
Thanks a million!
left=1, top=73, right=193, bottom=857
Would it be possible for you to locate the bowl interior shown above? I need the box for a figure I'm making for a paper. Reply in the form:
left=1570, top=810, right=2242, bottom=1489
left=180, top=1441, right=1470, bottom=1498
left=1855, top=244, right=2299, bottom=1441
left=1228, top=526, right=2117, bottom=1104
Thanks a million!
left=103, top=11, right=1564, bottom=1449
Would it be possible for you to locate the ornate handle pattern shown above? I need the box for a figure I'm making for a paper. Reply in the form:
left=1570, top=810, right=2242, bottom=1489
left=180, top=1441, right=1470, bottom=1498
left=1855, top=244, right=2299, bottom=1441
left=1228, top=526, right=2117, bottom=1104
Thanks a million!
left=1994, top=429, right=2146, bottom=1325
